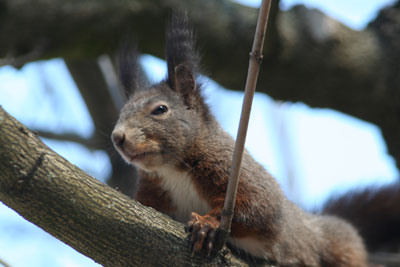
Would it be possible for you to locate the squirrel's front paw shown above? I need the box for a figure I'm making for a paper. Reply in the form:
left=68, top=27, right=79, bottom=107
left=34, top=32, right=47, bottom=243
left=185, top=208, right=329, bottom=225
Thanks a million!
left=184, top=212, right=220, bottom=256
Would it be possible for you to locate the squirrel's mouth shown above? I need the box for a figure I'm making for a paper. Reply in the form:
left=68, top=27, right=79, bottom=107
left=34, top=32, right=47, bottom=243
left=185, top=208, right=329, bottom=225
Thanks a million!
left=119, top=150, right=158, bottom=164
left=129, top=151, right=155, bottom=162
left=115, top=144, right=159, bottom=165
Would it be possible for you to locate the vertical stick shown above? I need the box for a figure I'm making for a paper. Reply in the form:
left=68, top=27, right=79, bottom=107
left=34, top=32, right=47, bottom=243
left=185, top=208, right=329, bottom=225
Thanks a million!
left=215, top=0, right=273, bottom=250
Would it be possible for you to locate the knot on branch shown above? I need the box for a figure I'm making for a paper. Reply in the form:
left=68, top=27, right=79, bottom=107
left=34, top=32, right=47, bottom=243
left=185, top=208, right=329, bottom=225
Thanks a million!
left=17, top=152, right=45, bottom=185
left=221, top=209, right=234, bottom=216
left=249, top=52, right=264, bottom=64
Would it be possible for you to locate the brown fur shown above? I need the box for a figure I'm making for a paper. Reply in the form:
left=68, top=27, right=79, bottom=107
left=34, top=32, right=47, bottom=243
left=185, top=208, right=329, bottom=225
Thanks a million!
left=323, top=183, right=400, bottom=253
left=134, top=170, right=175, bottom=214
left=112, top=14, right=368, bottom=266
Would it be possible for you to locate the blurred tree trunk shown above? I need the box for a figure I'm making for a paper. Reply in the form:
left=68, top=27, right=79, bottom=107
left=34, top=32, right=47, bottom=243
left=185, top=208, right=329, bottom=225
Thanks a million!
left=1, top=0, right=399, bottom=185
left=0, top=107, right=251, bottom=266
left=65, top=59, right=138, bottom=196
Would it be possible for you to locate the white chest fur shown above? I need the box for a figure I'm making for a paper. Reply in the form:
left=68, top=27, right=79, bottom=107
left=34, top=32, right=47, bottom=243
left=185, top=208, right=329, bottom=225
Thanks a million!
left=156, top=166, right=210, bottom=223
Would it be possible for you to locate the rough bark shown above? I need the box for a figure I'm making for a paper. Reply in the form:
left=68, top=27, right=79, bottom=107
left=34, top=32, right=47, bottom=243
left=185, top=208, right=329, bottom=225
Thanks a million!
left=0, top=107, right=253, bottom=266
left=1, top=0, right=399, bottom=172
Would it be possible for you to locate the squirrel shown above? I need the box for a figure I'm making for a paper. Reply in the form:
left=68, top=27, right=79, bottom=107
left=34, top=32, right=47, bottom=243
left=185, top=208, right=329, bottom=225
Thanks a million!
left=111, top=14, right=368, bottom=266
left=322, top=182, right=400, bottom=254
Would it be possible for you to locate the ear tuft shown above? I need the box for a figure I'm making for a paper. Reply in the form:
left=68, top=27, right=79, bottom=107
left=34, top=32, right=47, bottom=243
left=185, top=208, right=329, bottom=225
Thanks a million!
left=166, top=13, right=200, bottom=90
left=118, top=40, right=148, bottom=98
left=174, top=64, right=196, bottom=105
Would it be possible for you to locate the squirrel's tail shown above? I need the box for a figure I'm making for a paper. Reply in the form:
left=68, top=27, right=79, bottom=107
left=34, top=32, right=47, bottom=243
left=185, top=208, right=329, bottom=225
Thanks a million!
left=322, top=182, right=400, bottom=252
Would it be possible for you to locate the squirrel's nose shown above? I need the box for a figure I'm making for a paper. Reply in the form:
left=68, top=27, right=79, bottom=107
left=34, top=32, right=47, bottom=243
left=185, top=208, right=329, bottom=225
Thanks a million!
left=111, top=130, right=125, bottom=147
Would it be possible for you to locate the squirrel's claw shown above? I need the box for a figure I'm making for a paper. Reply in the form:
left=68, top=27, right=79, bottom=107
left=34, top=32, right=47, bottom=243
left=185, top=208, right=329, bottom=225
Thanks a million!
left=184, top=224, right=192, bottom=233
left=186, top=212, right=220, bottom=257
left=206, top=228, right=217, bottom=256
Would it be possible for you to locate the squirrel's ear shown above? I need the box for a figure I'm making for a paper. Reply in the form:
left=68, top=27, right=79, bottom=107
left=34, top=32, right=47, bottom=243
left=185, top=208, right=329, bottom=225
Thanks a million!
left=165, top=13, right=200, bottom=103
left=118, top=41, right=148, bottom=98
left=174, top=64, right=196, bottom=100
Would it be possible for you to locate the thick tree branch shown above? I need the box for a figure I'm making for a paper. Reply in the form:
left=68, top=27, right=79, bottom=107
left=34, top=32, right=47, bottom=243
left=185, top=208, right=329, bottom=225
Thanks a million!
left=0, top=107, right=252, bottom=266
left=0, top=0, right=260, bottom=66
left=369, top=252, right=400, bottom=267
left=2, top=0, right=400, bottom=171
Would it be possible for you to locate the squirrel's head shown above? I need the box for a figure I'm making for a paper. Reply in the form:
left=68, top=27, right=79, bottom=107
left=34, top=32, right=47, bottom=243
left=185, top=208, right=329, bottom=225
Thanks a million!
left=112, top=14, right=211, bottom=172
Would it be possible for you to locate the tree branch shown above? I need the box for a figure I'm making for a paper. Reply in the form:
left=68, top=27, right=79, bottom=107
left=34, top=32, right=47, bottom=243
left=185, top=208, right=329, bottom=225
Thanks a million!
left=2, top=0, right=400, bottom=171
left=0, top=107, right=253, bottom=266
left=35, top=129, right=99, bottom=150
left=0, top=258, right=11, bottom=267
left=220, top=0, right=272, bottom=249
left=369, top=252, right=400, bottom=267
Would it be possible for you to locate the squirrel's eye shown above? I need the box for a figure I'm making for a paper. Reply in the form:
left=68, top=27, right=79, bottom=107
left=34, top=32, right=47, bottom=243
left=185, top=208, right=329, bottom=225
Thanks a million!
left=151, top=105, right=168, bottom=115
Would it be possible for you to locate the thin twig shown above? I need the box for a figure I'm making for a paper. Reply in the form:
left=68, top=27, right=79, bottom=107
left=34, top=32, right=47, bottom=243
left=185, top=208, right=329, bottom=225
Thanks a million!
left=215, top=0, right=273, bottom=250
left=0, top=257, right=11, bottom=267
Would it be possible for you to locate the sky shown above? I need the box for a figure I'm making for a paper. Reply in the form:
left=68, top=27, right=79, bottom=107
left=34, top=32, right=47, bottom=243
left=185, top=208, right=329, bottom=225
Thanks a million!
left=239, top=0, right=395, bottom=30
left=0, top=0, right=399, bottom=266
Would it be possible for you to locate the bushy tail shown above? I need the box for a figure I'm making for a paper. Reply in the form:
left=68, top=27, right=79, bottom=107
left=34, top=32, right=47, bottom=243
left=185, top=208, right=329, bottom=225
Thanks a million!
left=322, top=182, right=400, bottom=252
